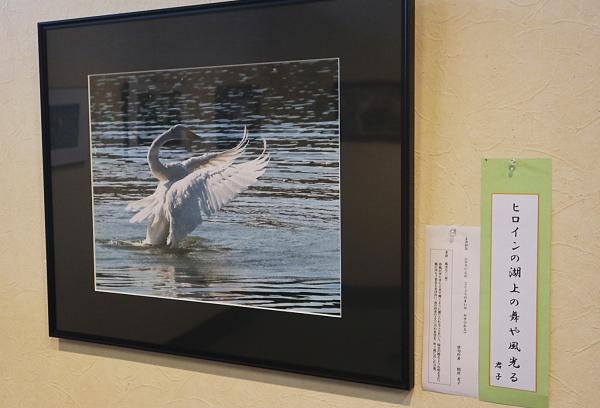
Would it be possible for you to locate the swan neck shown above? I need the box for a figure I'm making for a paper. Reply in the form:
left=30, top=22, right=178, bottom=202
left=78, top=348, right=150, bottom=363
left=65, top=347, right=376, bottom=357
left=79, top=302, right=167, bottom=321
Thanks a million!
left=148, top=129, right=179, bottom=180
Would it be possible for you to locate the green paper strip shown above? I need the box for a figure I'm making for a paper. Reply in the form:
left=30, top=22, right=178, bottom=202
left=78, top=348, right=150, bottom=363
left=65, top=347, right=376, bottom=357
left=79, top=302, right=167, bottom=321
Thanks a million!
left=479, top=159, right=551, bottom=408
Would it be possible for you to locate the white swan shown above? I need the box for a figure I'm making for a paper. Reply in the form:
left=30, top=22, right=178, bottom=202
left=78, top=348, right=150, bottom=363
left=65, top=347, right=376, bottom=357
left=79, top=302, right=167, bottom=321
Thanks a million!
left=127, top=124, right=269, bottom=248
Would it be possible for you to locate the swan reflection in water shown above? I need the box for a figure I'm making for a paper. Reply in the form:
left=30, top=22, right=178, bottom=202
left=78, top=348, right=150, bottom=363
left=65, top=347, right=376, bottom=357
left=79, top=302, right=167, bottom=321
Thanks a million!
left=127, top=124, right=269, bottom=248
left=95, top=241, right=340, bottom=313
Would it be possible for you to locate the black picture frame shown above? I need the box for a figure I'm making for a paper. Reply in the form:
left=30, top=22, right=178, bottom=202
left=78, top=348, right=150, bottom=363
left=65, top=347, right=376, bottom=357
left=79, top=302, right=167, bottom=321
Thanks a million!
left=39, top=0, right=414, bottom=389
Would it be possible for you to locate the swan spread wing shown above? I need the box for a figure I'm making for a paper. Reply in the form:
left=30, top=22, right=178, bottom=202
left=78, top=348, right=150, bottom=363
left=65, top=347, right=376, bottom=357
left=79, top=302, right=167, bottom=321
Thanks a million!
left=164, top=140, right=269, bottom=243
left=127, top=182, right=168, bottom=224
left=198, top=139, right=269, bottom=214
left=180, top=127, right=249, bottom=174
left=127, top=128, right=250, bottom=224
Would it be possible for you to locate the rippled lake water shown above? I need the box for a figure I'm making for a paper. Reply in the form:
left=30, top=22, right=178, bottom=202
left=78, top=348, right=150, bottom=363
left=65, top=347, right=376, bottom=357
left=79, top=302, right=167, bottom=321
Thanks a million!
left=90, top=59, right=341, bottom=316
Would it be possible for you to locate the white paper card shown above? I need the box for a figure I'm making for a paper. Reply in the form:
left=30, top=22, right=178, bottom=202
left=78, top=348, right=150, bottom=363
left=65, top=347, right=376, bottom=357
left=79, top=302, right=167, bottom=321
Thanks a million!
left=422, top=226, right=480, bottom=397
left=489, top=194, right=538, bottom=391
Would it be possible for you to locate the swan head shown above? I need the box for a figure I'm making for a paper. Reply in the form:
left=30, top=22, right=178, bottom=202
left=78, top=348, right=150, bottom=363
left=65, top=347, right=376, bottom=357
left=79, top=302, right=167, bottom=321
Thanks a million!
left=169, top=124, right=197, bottom=140
left=149, top=124, right=198, bottom=154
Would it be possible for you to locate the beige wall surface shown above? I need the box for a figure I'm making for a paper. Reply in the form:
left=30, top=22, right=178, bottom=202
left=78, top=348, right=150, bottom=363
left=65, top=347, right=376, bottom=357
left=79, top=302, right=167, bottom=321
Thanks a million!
left=1, top=0, right=599, bottom=407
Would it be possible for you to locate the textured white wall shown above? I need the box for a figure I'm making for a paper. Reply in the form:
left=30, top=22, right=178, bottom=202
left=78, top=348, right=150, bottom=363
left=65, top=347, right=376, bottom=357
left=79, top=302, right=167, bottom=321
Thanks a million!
left=0, top=0, right=599, bottom=407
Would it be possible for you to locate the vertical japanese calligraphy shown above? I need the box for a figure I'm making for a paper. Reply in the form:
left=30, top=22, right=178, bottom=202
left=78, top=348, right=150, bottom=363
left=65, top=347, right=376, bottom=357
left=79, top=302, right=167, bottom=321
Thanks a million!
left=480, top=158, right=550, bottom=408
left=490, top=194, right=539, bottom=392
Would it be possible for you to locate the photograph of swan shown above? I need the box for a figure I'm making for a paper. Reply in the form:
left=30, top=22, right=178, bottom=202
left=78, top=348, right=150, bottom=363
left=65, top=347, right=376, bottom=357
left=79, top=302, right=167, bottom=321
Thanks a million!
left=128, top=125, right=269, bottom=248
left=89, top=58, right=340, bottom=316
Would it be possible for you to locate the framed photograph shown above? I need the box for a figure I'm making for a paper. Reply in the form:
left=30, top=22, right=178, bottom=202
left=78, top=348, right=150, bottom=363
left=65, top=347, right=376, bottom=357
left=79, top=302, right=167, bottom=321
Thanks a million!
left=39, top=0, right=414, bottom=389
